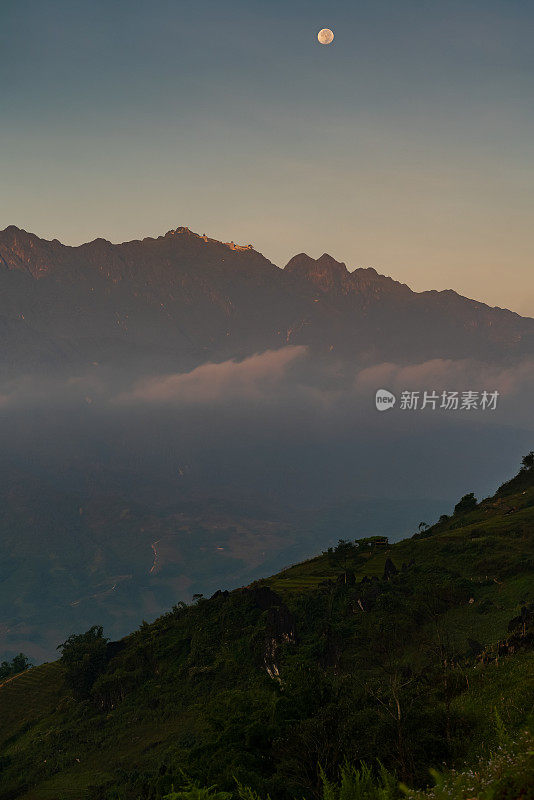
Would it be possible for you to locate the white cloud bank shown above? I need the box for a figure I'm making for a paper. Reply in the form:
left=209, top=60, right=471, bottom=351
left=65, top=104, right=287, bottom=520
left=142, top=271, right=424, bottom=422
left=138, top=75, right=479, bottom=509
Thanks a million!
left=115, top=346, right=308, bottom=405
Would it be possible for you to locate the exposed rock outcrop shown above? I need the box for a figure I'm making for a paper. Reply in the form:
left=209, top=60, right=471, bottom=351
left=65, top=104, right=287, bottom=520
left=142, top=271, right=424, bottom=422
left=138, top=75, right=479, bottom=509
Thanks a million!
left=244, top=585, right=296, bottom=681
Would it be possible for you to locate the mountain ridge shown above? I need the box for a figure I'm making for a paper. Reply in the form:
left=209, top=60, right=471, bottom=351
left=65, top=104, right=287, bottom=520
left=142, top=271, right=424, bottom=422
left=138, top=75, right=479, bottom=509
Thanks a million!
left=0, top=224, right=527, bottom=312
left=0, top=225, right=533, bottom=376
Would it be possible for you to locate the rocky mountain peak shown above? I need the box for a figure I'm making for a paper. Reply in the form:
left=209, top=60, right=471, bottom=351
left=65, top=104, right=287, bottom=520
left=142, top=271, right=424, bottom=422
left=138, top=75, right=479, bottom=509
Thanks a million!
left=284, top=252, right=350, bottom=292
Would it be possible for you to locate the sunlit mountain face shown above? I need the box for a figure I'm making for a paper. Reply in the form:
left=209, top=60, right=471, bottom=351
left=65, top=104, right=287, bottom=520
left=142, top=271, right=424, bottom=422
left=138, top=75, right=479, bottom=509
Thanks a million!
left=0, top=225, right=533, bottom=660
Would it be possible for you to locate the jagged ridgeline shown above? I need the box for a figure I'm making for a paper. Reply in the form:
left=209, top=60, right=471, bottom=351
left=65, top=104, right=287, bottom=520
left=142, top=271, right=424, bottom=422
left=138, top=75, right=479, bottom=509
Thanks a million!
left=1, top=224, right=534, bottom=375
left=0, top=459, right=533, bottom=799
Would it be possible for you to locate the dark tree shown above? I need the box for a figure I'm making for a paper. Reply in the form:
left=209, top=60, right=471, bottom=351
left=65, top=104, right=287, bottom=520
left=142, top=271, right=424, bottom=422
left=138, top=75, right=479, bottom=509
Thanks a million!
left=521, top=451, right=534, bottom=471
left=333, top=539, right=356, bottom=570
left=58, top=625, right=109, bottom=700
left=0, top=653, right=32, bottom=681
left=453, top=493, right=477, bottom=516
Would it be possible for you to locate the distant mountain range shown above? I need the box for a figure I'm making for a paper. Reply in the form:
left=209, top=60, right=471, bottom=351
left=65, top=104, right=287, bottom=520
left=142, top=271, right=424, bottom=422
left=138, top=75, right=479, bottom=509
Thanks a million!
left=1, top=224, right=533, bottom=375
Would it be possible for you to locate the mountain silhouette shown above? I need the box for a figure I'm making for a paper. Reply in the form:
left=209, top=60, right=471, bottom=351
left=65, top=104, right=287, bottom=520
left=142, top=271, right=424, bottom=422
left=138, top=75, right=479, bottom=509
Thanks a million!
left=1, top=224, right=533, bottom=375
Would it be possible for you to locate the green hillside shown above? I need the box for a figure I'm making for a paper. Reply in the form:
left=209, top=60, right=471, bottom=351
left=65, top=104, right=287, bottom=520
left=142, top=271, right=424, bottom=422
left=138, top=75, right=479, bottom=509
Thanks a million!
left=0, top=459, right=533, bottom=800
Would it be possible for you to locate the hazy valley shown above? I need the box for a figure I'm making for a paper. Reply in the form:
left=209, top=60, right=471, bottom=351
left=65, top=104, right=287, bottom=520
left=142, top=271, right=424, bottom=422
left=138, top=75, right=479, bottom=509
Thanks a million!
left=0, top=225, right=533, bottom=661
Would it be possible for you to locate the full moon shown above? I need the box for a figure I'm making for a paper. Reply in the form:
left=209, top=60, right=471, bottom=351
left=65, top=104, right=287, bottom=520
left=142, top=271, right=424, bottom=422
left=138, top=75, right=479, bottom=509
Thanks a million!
left=318, top=28, right=334, bottom=45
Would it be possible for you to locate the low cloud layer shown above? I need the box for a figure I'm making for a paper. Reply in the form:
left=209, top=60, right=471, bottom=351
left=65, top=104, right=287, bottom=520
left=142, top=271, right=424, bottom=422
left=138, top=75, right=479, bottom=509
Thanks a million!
left=109, top=349, right=534, bottom=431
left=116, top=346, right=308, bottom=405
left=354, top=358, right=534, bottom=398
left=0, top=348, right=532, bottom=511
left=0, top=347, right=533, bottom=428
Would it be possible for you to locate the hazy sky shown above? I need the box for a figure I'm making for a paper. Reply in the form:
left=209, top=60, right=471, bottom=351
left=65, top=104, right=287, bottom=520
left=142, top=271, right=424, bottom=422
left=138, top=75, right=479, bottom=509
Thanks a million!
left=1, top=0, right=533, bottom=314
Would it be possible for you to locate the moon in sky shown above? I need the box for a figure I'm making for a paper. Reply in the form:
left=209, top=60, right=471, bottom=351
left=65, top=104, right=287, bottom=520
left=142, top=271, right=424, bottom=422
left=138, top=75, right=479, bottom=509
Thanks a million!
left=318, top=28, right=334, bottom=45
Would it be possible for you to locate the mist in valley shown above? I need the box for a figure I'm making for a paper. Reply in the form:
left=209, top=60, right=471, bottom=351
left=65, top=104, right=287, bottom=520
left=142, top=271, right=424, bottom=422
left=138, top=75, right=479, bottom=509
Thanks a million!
left=1, top=347, right=532, bottom=660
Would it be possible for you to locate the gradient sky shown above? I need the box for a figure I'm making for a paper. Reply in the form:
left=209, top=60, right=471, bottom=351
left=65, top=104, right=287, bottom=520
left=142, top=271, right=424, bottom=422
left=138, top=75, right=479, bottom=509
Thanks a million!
left=1, top=0, right=533, bottom=314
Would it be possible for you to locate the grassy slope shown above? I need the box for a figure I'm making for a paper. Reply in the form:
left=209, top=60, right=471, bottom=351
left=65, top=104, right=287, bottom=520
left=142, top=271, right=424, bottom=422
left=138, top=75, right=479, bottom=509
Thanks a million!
left=0, top=473, right=533, bottom=800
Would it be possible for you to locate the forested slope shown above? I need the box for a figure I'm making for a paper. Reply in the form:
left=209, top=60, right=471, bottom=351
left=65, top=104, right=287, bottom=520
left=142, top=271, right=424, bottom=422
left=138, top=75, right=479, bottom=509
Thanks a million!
left=0, top=459, right=533, bottom=800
